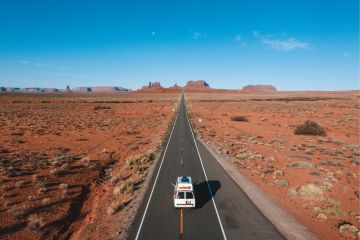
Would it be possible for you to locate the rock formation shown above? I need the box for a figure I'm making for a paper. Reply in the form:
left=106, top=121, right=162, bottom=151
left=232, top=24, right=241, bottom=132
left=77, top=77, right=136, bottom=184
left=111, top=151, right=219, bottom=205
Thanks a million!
left=65, top=85, right=72, bottom=93
left=142, top=82, right=163, bottom=89
left=92, top=86, right=125, bottom=92
left=74, top=87, right=92, bottom=92
left=242, top=85, right=277, bottom=92
left=169, top=83, right=181, bottom=89
left=185, top=80, right=210, bottom=88
left=73, top=86, right=129, bottom=92
left=21, top=88, right=42, bottom=93
left=44, top=88, right=59, bottom=93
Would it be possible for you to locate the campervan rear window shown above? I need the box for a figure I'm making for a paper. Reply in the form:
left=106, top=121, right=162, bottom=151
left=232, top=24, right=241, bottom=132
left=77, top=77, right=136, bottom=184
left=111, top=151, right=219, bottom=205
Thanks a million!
left=177, top=192, right=185, bottom=199
left=186, top=192, right=193, bottom=199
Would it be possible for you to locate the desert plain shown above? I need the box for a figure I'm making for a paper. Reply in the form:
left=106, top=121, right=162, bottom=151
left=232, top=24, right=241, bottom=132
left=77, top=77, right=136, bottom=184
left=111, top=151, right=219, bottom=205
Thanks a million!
left=186, top=90, right=359, bottom=240
left=0, top=93, right=178, bottom=239
left=0, top=90, right=359, bottom=240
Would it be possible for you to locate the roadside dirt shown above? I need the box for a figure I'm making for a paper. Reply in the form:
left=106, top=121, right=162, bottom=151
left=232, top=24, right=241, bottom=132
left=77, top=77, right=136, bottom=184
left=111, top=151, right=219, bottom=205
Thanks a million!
left=0, top=93, right=178, bottom=240
left=186, top=91, right=360, bottom=240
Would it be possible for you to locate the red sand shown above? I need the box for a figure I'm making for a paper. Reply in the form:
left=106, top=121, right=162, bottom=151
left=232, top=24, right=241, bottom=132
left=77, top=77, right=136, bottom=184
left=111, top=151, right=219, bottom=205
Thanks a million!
left=186, top=91, right=360, bottom=240
left=0, top=93, right=178, bottom=239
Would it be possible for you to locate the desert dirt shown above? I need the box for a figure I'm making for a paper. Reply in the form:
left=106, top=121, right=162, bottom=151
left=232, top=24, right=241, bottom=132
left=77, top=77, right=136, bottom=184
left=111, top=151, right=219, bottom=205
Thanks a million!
left=0, top=92, right=179, bottom=240
left=186, top=91, right=360, bottom=240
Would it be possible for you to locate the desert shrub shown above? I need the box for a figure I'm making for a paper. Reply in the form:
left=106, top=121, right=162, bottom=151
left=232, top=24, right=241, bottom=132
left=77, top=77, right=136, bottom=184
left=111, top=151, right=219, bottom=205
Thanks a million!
left=11, top=132, right=24, bottom=136
left=61, top=163, right=71, bottom=170
left=2, top=192, right=16, bottom=198
left=53, top=154, right=73, bottom=163
left=28, top=195, right=36, bottom=201
left=94, top=105, right=112, bottom=110
left=51, top=160, right=62, bottom=166
left=36, top=181, right=48, bottom=188
left=107, top=198, right=132, bottom=215
left=42, top=198, right=51, bottom=205
left=15, top=180, right=25, bottom=187
left=59, top=183, right=68, bottom=190
left=1, top=185, right=14, bottom=192
left=125, top=180, right=135, bottom=193
left=50, top=168, right=62, bottom=176
left=32, top=174, right=39, bottom=182
left=113, top=180, right=134, bottom=195
left=294, top=120, right=326, bottom=136
left=129, top=144, right=139, bottom=150
left=27, top=214, right=45, bottom=231
left=101, top=148, right=109, bottom=154
left=110, top=176, right=121, bottom=186
left=126, top=154, right=153, bottom=174
left=37, top=187, right=47, bottom=194
left=80, top=156, right=91, bottom=165
left=231, top=115, right=249, bottom=122
left=3, top=201, right=11, bottom=208
left=8, top=206, right=26, bottom=219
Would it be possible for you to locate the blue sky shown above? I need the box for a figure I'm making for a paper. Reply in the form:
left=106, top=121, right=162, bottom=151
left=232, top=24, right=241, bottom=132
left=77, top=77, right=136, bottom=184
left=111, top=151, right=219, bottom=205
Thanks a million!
left=0, top=0, right=358, bottom=90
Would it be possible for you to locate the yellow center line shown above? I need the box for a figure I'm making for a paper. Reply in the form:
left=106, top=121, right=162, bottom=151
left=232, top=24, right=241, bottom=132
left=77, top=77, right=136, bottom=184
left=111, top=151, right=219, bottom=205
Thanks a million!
left=180, top=208, right=184, bottom=234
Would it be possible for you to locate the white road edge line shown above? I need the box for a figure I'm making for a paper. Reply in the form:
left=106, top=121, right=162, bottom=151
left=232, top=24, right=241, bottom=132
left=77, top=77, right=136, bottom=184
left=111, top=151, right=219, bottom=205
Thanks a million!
left=134, top=105, right=180, bottom=240
left=185, top=103, right=228, bottom=240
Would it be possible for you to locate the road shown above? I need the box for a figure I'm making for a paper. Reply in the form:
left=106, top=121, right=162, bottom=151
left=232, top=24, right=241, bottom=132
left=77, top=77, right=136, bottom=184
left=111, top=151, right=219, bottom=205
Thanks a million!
left=127, top=96, right=284, bottom=240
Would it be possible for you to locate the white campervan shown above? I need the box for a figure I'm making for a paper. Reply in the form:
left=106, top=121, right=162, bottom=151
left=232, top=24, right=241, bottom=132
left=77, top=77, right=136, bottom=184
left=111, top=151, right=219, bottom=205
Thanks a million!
left=173, top=176, right=196, bottom=208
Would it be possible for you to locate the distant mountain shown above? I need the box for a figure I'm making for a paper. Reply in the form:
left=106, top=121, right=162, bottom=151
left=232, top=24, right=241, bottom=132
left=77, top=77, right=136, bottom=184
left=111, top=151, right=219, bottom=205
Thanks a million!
left=242, top=85, right=277, bottom=92
left=184, top=80, right=210, bottom=88
left=0, top=86, right=130, bottom=93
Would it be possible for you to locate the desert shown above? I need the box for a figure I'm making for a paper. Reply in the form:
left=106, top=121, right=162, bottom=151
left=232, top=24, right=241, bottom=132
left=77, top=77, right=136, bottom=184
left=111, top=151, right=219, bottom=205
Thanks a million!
left=0, top=92, right=178, bottom=239
left=185, top=90, right=360, bottom=240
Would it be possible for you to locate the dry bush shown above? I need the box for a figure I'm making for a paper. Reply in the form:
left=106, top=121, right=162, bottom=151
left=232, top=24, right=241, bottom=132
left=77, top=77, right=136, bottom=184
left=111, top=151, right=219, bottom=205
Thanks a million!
left=80, top=157, right=90, bottom=165
left=11, top=132, right=24, bottom=136
left=1, top=185, right=14, bottom=191
left=28, top=195, right=36, bottom=201
left=37, top=187, right=47, bottom=194
left=42, top=198, right=51, bottom=205
left=3, top=201, right=11, bottom=208
left=32, top=174, right=39, bottom=182
left=36, top=181, right=48, bottom=188
left=101, top=148, right=109, bottom=154
left=129, top=144, right=139, bottom=151
left=50, top=168, right=62, bottom=176
left=27, top=214, right=45, bottom=231
left=2, top=192, right=16, bottom=198
left=126, top=154, right=154, bottom=174
left=59, top=183, right=68, bottom=190
left=231, top=115, right=249, bottom=122
left=61, top=163, right=71, bottom=170
left=107, top=198, right=132, bottom=215
left=113, top=180, right=134, bottom=195
left=8, top=206, right=26, bottom=219
left=110, top=176, right=121, bottom=186
left=15, top=180, right=25, bottom=187
left=94, top=105, right=112, bottom=110
left=294, top=120, right=326, bottom=136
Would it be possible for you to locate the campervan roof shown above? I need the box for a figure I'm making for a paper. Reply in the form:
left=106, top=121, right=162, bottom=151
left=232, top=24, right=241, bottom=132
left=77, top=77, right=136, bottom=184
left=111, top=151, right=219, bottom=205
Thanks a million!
left=176, top=176, right=193, bottom=192
left=178, top=176, right=192, bottom=184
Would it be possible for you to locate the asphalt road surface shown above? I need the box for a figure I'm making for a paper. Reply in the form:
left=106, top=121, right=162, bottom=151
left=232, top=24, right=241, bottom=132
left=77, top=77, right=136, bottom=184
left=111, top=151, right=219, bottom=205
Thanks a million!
left=128, top=96, right=285, bottom=240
